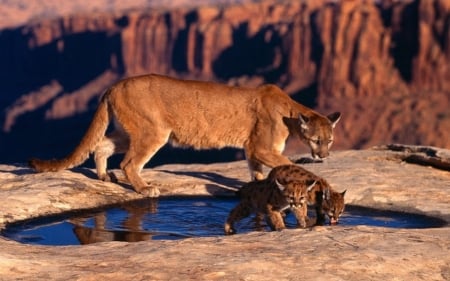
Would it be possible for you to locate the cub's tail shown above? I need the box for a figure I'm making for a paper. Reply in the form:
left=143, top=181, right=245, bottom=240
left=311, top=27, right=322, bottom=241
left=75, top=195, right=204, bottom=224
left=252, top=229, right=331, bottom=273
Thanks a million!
left=29, top=92, right=111, bottom=172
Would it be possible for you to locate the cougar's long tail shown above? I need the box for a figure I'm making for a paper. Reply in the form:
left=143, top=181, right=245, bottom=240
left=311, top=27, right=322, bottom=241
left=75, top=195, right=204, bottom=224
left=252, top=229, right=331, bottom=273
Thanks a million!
left=29, top=92, right=111, bottom=172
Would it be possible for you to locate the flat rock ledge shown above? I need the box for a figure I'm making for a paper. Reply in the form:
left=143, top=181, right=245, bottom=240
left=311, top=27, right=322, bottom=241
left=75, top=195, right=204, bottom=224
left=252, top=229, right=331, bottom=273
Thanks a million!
left=0, top=144, right=449, bottom=281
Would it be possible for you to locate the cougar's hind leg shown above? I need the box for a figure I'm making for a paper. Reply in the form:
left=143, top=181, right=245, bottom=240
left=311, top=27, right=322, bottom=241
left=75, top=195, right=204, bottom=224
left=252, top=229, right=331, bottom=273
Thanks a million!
left=254, top=212, right=265, bottom=231
left=94, top=130, right=129, bottom=182
left=94, top=136, right=114, bottom=182
left=120, top=129, right=169, bottom=197
left=224, top=204, right=251, bottom=235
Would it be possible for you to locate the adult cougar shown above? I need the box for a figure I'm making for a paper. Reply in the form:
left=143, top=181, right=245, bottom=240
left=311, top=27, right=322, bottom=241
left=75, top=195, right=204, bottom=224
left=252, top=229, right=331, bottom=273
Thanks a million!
left=29, top=74, right=341, bottom=197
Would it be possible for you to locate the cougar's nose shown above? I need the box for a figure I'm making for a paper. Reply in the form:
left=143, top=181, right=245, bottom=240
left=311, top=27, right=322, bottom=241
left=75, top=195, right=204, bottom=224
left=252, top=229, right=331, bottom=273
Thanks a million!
left=313, top=151, right=329, bottom=159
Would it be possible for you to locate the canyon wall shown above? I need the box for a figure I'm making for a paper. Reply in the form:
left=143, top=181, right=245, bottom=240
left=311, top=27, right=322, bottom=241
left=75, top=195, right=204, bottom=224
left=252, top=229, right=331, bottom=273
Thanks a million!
left=0, top=0, right=449, bottom=164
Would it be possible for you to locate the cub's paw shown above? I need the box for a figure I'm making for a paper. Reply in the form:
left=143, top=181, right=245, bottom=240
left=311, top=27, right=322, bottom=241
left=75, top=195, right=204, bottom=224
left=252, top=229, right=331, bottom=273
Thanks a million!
left=297, top=220, right=307, bottom=228
left=137, top=186, right=161, bottom=198
left=224, top=224, right=236, bottom=235
left=271, top=222, right=286, bottom=231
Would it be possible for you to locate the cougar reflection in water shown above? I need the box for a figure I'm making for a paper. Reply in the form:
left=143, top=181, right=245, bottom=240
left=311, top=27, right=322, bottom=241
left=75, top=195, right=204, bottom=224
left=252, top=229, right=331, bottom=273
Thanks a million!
left=71, top=198, right=158, bottom=244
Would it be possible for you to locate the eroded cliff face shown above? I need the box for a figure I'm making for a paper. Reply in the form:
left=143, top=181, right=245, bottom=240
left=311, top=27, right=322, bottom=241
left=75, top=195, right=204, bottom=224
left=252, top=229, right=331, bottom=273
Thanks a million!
left=0, top=0, right=449, bottom=163
left=315, top=0, right=450, bottom=149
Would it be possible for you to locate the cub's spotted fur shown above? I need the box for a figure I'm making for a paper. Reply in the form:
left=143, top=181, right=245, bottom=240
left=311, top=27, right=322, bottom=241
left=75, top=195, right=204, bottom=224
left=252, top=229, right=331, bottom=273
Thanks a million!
left=224, top=179, right=316, bottom=235
left=268, top=165, right=346, bottom=225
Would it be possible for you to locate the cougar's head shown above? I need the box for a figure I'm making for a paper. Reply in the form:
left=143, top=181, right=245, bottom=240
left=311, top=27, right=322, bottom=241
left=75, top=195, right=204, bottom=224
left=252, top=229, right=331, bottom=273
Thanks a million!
left=275, top=179, right=308, bottom=209
left=298, top=112, right=341, bottom=159
left=322, top=189, right=346, bottom=225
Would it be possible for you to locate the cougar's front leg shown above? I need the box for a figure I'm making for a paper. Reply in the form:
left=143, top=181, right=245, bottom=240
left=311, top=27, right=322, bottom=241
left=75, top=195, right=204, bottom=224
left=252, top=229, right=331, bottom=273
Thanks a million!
left=315, top=204, right=326, bottom=225
left=247, top=148, right=292, bottom=176
left=246, top=158, right=264, bottom=181
left=291, top=204, right=308, bottom=228
left=245, top=131, right=292, bottom=179
left=266, top=206, right=286, bottom=231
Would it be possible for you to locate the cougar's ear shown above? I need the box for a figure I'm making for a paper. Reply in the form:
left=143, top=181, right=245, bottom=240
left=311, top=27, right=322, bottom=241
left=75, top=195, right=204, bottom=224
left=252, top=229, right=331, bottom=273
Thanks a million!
left=327, top=112, right=341, bottom=128
left=298, top=114, right=310, bottom=130
left=275, top=179, right=286, bottom=191
left=341, top=190, right=347, bottom=197
left=307, top=180, right=317, bottom=192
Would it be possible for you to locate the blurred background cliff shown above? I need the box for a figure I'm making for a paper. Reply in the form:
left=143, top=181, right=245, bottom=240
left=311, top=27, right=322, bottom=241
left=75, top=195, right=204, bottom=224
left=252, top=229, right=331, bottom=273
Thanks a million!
left=0, top=0, right=449, bottom=166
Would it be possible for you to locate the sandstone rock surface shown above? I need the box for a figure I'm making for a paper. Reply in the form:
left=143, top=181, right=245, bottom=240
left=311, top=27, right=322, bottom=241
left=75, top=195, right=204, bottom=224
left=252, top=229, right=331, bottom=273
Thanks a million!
left=0, top=145, right=449, bottom=280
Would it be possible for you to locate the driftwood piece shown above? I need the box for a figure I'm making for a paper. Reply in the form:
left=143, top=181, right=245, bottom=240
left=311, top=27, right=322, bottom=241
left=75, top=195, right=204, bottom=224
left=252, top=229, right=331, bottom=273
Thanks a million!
left=378, top=144, right=450, bottom=171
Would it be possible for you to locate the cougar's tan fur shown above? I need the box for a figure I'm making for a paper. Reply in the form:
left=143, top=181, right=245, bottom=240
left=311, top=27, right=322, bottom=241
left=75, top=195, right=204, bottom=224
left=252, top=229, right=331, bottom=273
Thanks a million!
left=29, top=74, right=340, bottom=197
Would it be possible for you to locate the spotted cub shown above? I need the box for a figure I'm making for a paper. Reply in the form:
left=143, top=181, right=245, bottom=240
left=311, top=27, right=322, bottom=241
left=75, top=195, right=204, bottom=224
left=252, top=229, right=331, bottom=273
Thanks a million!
left=224, top=178, right=316, bottom=235
left=268, top=164, right=346, bottom=225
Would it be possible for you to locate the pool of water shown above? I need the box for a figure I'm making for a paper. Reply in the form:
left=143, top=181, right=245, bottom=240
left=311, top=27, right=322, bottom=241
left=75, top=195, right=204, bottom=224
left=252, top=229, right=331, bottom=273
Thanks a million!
left=2, top=196, right=446, bottom=245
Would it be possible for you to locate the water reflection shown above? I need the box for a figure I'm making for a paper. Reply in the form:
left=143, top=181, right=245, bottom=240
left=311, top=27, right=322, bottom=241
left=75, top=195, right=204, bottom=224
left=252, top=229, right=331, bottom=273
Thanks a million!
left=70, top=198, right=183, bottom=244
left=2, top=198, right=446, bottom=246
left=70, top=197, right=239, bottom=244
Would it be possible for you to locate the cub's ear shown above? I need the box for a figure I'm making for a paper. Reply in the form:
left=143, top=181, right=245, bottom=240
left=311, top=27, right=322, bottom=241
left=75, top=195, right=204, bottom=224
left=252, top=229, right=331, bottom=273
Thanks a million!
left=306, top=180, right=317, bottom=192
left=341, top=190, right=347, bottom=197
left=275, top=179, right=286, bottom=191
left=298, top=114, right=310, bottom=130
left=327, top=112, right=341, bottom=128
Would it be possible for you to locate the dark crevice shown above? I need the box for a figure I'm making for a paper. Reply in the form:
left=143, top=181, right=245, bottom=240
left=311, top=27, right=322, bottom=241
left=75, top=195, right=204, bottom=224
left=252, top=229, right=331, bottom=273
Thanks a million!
left=390, top=1, right=419, bottom=83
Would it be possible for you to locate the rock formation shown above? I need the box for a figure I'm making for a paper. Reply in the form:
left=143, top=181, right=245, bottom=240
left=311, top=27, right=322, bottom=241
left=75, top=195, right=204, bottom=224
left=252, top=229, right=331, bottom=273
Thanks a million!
left=0, top=0, right=449, bottom=163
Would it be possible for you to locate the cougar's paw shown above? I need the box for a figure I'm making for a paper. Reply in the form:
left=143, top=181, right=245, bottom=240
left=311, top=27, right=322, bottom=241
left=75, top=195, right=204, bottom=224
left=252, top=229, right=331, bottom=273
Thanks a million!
left=224, top=225, right=236, bottom=235
left=271, top=222, right=286, bottom=231
left=297, top=219, right=307, bottom=228
left=253, top=172, right=265, bottom=181
left=98, top=173, right=112, bottom=182
left=137, top=186, right=161, bottom=198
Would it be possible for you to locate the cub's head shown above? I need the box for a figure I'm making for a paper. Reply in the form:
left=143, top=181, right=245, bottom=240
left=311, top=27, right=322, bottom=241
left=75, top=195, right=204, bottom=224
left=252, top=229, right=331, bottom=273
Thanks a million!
left=298, top=112, right=341, bottom=159
left=322, top=188, right=346, bottom=225
left=275, top=179, right=316, bottom=210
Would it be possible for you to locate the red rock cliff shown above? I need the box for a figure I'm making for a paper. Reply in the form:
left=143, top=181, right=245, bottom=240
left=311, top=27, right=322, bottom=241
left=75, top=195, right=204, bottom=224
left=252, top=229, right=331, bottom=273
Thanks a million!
left=0, top=0, right=449, bottom=163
